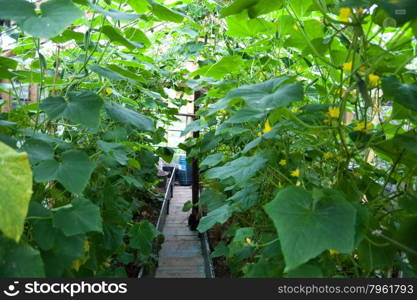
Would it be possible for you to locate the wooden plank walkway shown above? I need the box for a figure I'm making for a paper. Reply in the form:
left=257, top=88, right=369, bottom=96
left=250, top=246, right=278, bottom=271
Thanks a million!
left=155, top=186, right=206, bottom=278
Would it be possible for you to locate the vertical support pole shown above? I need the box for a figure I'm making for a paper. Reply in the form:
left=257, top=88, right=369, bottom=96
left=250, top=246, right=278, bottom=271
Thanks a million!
left=28, top=84, right=39, bottom=104
left=190, top=91, right=203, bottom=225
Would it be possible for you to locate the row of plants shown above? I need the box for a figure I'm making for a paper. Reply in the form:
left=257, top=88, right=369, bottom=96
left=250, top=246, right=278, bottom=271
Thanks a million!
left=181, top=0, right=417, bottom=277
left=0, top=0, right=198, bottom=277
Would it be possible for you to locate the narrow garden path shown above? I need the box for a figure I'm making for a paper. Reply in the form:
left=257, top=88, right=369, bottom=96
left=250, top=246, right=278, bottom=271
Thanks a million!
left=155, top=186, right=206, bottom=278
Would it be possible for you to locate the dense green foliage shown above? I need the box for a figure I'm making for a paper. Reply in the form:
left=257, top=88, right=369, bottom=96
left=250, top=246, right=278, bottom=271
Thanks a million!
left=0, top=0, right=193, bottom=277
left=180, top=0, right=417, bottom=277
left=1, top=0, right=417, bottom=278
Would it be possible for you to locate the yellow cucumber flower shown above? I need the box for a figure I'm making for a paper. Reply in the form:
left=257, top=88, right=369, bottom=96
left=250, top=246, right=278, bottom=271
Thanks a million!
left=323, top=152, right=334, bottom=159
left=291, top=168, right=300, bottom=177
left=368, top=73, right=380, bottom=87
left=71, top=259, right=83, bottom=271
left=353, top=120, right=372, bottom=133
left=279, top=159, right=286, bottom=166
left=339, top=8, right=351, bottom=22
left=263, top=120, right=272, bottom=133
left=343, top=61, right=353, bottom=72
left=329, top=249, right=339, bottom=255
left=327, top=107, right=340, bottom=119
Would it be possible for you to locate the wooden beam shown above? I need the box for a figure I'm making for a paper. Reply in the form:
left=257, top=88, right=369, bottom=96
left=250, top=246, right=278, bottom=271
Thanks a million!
left=176, top=113, right=195, bottom=118
left=28, top=84, right=39, bottom=103
left=189, top=90, right=205, bottom=230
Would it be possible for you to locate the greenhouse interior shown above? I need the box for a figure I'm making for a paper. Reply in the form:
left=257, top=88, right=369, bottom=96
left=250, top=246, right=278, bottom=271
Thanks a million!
left=0, top=0, right=417, bottom=282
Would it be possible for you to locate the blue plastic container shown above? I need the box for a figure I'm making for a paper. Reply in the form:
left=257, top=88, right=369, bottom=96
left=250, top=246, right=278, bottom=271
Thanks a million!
left=178, top=155, right=192, bottom=186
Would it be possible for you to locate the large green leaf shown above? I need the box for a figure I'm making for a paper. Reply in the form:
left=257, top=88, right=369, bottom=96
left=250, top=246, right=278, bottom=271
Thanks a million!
left=156, top=146, right=174, bottom=163
left=107, top=64, right=146, bottom=83
left=0, top=0, right=36, bottom=22
left=372, top=133, right=417, bottom=166
left=124, top=28, right=151, bottom=48
left=287, top=264, right=323, bottom=278
left=243, top=256, right=282, bottom=278
left=399, top=193, right=417, bottom=213
left=21, top=0, right=84, bottom=39
left=0, top=142, right=33, bottom=242
left=229, top=227, right=254, bottom=257
left=229, top=185, right=259, bottom=210
left=22, top=139, right=54, bottom=165
left=128, top=0, right=149, bottom=13
left=221, top=0, right=283, bottom=18
left=147, top=0, right=187, bottom=23
left=129, top=220, right=160, bottom=256
left=13, top=70, right=64, bottom=85
left=396, top=216, right=417, bottom=270
left=0, top=240, right=45, bottom=277
left=357, top=238, right=395, bottom=271
left=97, top=140, right=129, bottom=165
left=208, top=77, right=303, bottom=115
left=192, top=56, right=244, bottom=80
left=101, top=25, right=143, bottom=49
left=279, top=17, right=324, bottom=51
left=199, top=188, right=227, bottom=211
left=29, top=203, right=86, bottom=276
left=53, top=198, right=103, bottom=236
left=33, top=150, right=96, bottom=194
left=392, top=134, right=417, bottom=155
left=210, top=241, right=229, bottom=258
left=205, top=154, right=267, bottom=184
left=90, top=64, right=145, bottom=83
left=89, top=2, right=140, bottom=21
left=41, top=233, right=85, bottom=277
left=181, top=119, right=209, bottom=136
left=32, top=219, right=55, bottom=251
left=245, top=80, right=304, bottom=111
left=103, top=224, right=125, bottom=251
left=51, top=29, right=84, bottom=43
left=197, top=204, right=233, bottom=233
left=381, top=76, right=417, bottom=112
left=225, top=107, right=267, bottom=124
left=105, top=102, right=155, bottom=131
left=264, top=187, right=356, bottom=271
left=40, top=91, right=103, bottom=129
left=0, top=57, right=19, bottom=80
left=201, top=153, right=224, bottom=168
left=89, top=65, right=127, bottom=81
left=226, top=12, right=275, bottom=37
